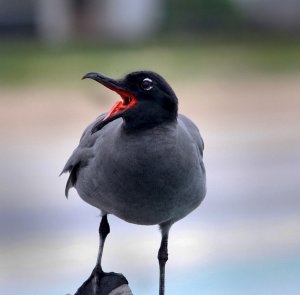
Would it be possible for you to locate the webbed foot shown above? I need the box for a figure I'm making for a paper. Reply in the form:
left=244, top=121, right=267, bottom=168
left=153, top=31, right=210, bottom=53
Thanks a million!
left=75, top=265, right=131, bottom=295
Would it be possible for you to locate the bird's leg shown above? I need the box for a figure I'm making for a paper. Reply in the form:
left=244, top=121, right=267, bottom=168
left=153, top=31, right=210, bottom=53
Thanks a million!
left=158, top=231, right=169, bottom=295
left=75, top=214, right=130, bottom=294
left=96, top=214, right=110, bottom=271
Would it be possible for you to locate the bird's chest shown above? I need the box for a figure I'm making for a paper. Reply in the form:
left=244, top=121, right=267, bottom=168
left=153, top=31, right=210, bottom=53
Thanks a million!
left=92, top=127, right=193, bottom=200
left=78, top=125, right=202, bottom=224
left=100, top=129, right=180, bottom=189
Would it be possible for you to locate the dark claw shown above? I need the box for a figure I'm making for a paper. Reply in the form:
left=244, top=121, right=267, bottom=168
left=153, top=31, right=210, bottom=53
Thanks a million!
left=75, top=265, right=129, bottom=295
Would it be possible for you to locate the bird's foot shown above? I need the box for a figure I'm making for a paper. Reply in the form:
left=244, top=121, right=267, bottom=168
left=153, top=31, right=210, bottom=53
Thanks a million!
left=74, top=265, right=131, bottom=295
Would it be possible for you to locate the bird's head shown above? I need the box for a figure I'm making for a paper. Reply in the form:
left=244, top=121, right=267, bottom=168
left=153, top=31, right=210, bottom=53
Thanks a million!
left=82, top=71, right=178, bottom=133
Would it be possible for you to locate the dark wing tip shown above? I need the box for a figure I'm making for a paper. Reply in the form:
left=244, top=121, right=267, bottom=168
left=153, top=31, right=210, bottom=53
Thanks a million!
left=65, top=179, right=70, bottom=199
left=64, top=163, right=80, bottom=199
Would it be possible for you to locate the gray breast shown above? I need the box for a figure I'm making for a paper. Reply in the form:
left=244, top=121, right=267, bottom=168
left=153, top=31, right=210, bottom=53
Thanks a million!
left=75, top=119, right=206, bottom=225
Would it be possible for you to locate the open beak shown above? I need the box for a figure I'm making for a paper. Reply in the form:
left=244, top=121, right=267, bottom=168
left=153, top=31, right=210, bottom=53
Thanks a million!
left=82, top=72, right=137, bottom=134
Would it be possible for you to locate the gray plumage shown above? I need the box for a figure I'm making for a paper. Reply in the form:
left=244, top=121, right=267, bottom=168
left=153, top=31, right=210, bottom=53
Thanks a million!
left=62, top=113, right=206, bottom=226
left=61, top=71, right=206, bottom=295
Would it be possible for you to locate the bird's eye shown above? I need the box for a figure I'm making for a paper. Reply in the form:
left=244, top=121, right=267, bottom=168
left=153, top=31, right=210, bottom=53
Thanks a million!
left=141, top=78, right=153, bottom=91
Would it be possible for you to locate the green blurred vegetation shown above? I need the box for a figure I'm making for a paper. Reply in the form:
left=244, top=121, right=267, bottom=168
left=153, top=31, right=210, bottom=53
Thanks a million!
left=165, top=0, right=242, bottom=31
left=0, top=38, right=300, bottom=87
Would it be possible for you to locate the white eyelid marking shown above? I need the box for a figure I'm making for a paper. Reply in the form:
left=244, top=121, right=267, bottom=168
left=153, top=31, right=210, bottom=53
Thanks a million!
left=142, top=78, right=153, bottom=91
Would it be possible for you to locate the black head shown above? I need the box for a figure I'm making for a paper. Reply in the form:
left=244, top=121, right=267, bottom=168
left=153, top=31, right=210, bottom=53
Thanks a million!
left=82, top=71, right=178, bottom=133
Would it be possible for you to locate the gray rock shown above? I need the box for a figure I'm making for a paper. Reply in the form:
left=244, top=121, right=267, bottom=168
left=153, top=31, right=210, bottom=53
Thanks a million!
left=74, top=266, right=132, bottom=295
left=108, top=284, right=133, bottom=295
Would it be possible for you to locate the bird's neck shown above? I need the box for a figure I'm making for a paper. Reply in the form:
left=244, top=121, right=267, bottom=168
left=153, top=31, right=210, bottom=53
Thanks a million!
left=122, top=113, right=177, bottom=132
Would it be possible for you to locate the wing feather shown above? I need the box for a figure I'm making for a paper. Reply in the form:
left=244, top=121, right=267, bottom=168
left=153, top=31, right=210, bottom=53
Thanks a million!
left=178, top=114, right=204, bottom=157
left=60, top=113, right=107, bottom=197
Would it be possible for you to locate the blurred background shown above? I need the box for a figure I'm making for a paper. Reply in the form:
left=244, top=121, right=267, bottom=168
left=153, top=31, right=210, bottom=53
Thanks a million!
left=1, top=1, right=300, bottom=294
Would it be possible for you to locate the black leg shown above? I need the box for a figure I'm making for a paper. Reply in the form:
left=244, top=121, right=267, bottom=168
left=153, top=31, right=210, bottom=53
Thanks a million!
left=158, top=232, right=169, bottom=295
left=75, top=214, right=130, bottom=295
left=97, top=214, right=110, bottom=270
